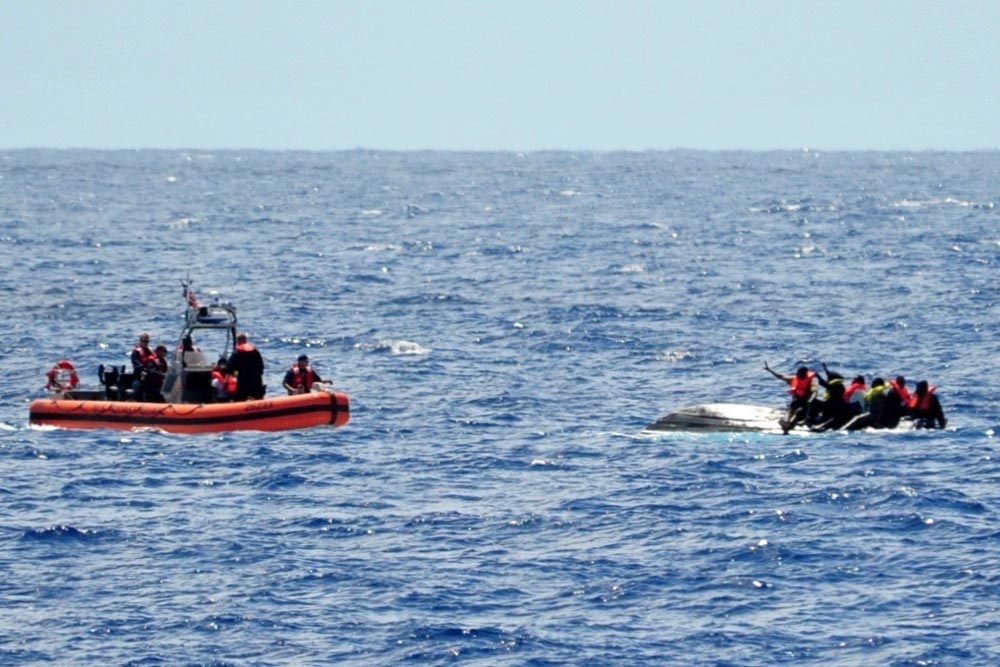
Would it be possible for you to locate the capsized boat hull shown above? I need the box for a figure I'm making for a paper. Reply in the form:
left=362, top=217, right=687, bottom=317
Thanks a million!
left=29, top=390, right=350, bottom=434
left=645, top=403, right=784, bottom=433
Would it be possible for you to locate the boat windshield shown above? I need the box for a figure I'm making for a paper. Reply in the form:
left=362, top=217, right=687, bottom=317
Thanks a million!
left=186, top=326, right=234, bottom=366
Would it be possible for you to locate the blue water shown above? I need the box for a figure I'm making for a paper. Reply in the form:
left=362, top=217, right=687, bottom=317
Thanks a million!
left=1, top=150, right=999, bottom=666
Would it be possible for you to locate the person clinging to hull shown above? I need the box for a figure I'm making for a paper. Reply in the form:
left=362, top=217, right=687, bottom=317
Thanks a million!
left=807, top=362, right=845, bottom=426
left=843, top=374, right=868, bottom=415
left=842, top=377, right=908, bottom=430
left=764, top=362, right=817, bottom=433
left=909, top=380, right=947, bottom=429
left=808, top=377, right=854, bottom=432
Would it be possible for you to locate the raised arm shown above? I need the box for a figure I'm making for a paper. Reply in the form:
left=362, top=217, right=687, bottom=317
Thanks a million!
left=764, top=362, right=788, bottom=383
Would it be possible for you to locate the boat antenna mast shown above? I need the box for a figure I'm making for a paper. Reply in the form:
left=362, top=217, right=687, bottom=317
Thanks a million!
left=181, top=275, right=199, bottom=312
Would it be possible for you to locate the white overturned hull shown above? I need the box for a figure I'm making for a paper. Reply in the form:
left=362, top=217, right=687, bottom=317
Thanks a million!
left=645, top=403, right=785, bottom=433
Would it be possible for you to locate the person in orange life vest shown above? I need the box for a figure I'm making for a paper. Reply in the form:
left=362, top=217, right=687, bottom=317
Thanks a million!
left=210, top=358, right=238, bottom=402
left=131, top=332, right=156, bottom=376
left=764, top=362, right=817, bottom=433
left=135, top=344, right=169, bottom=402
left=820, top=366, right=868, bottom=417
left=888, top=376, right=912, bottom=412
left=911, top=380, right=947, bottom=429
left=875, top=375, right=912, bottom=428
left=844, top=375, right=867, bottom=400
left=843, top=374, right=868, bottom=414
left=283, top=354, right=323, bottom=395
left=843, top=378, right=890, bottom=430
left=130, top=332, right=157, bottom=399
left=228, top=332, right=265, bottom=401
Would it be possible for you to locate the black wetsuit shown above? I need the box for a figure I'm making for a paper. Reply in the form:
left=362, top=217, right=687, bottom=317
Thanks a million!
left=912, top=393, right=947, bottom=429
left=844, top=387, right=907, bottom=430
left=229, top=345, right=265, bottom=401
left=877, top=388, right=907, bottom=428
left=810, top=396, right=854, bottom=431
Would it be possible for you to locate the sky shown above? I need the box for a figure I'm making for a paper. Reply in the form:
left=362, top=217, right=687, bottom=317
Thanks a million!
left=2, top=0, right=998, bottom=151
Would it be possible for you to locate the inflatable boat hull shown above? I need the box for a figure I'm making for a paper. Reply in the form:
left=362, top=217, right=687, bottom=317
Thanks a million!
left=29, top=391, right=350, bottom=434
left=645, top=403, right=784, bottom=433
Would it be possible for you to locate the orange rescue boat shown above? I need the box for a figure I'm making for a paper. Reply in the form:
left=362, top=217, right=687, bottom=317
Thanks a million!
left=29, top=390, right=349, bottom=434
left=28, top=280, right=351, bottom=434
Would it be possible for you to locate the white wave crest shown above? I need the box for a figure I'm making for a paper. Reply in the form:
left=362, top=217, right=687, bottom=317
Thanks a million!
left=355, top=339, right=430, bottom=356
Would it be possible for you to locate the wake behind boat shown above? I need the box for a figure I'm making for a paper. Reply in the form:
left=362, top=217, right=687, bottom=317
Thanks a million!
left=645, top=403, right=785, bottom=433
left=29, top=282, right=350, bottom=434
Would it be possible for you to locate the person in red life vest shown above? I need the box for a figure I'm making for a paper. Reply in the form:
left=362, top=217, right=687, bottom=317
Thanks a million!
left=131, top=332, right=156, bottom=376
left=843, top=378, right=889, bottom=430
left=844, top=375, right=868, bottom=412
left=872, top=375, right=912, bottom=428
left=148, top=344, right=170, bottom=400
left=133, top=343, right=169, bottom=402
left=910, top=380, right=947, bottom=429
left=130, top=332, right=158, bottom=400
left=764, top=362, right=817, bottom=433
left=228, top=332, right=265, bottom=401
left=888, top=376, right=912, bottom=412
left=283, top=354, right=323, bottom=395
left=210, top=358, right=238, bottom=402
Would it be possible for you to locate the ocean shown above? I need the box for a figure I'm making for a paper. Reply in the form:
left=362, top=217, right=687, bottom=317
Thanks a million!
left=1, top=149, right=998, bottom=665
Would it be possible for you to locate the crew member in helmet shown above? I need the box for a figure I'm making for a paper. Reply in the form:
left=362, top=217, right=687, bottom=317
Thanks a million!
left=283, top=354, right=323, bottom=395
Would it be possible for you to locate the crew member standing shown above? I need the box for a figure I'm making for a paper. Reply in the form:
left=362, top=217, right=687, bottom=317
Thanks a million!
left=228, top=332, right=265, bottom=401
left=131, top=332, right=156, bottom=376
left=130, top=332, right=158, bottom=399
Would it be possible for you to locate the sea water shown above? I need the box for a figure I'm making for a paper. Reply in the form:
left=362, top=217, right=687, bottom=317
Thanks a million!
left=1, top=150, right=998, bottom=665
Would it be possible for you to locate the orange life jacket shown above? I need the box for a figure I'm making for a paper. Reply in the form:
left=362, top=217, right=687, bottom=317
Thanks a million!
left=133, top=344, right=157, bottom=368
left=211, top=368, right=238, bottom=394
left=788, top=372, right=816, bottom=399
left=287, top=364, right=317, bottom=392
left=913, top=386, right=937, bottom=413
left=844, top=380, right=866, bottom=400
left=889, top=379, right=912, bottom=406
